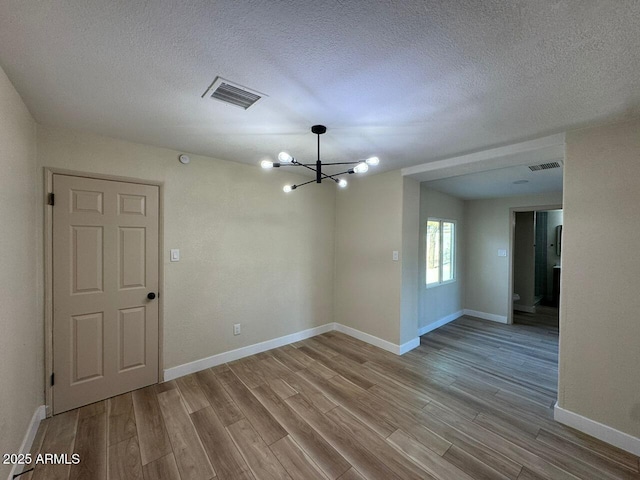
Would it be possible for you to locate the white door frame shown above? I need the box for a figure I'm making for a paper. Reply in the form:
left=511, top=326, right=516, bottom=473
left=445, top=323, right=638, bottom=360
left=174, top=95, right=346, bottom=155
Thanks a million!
left=507, top=203, right=562, bottom=325
left=44, top=167, right=165, bottom=417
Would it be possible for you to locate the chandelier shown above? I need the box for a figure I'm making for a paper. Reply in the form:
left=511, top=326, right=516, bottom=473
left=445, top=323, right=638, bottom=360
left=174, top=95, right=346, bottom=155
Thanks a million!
left=260, top=125, right=379, bottom=192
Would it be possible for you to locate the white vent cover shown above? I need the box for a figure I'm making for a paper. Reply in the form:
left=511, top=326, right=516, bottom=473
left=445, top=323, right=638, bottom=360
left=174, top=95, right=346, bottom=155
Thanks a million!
left=202, top=77, right=266, bottom=110
left=528, top=161, right=562, bottom=171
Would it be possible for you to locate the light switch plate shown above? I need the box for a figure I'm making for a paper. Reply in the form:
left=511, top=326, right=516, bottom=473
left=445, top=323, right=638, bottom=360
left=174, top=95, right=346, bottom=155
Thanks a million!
left=170, top=249, right=180, bottom=262
left=392, top=250, right=399, bottom=261
left=497, top=249, right=507, bottom=257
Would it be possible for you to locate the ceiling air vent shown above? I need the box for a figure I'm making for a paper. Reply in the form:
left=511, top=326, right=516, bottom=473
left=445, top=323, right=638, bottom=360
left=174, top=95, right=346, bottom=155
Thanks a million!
left=202, top=77, right=266, bottom=110
left=528, top=161, right=562, bottom=172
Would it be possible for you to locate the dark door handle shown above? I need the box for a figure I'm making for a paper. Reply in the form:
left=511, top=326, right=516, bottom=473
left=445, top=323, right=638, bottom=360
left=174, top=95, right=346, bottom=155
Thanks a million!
left=147, top=292, right=156, bottom=300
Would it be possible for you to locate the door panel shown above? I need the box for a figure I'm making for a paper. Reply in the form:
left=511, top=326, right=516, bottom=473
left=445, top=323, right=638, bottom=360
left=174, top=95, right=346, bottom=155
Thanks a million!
left=71, top=312, right=104, bottom=383
left=119, top=227, right=146, bottom=289
left=119, top=307, right=146, bottom=371
left=72, top=226, right=104, bottom=294
left=53, top=174, right=159, bottom=414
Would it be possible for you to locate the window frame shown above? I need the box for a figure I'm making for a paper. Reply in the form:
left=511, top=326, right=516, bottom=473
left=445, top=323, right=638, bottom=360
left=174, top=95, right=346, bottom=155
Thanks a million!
left=426, top=217, right=456, bottom=288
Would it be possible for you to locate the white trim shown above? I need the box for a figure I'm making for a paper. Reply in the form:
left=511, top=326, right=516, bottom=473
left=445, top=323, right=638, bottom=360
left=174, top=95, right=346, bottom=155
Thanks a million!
left=399, top=337, right=420, bottom=354
left=163, top=322, right=420, bottom=381
left=513, top=304, right=536, bottom=314
left=554, top=402, right=640, bottom=456
left=9, top=405, right=46, bottom=480
left=333, top=323, right=418, bottom=355
left=463, top=309, right=508, bottom=324
left=164, top=323, right=335, bottom=381
left=401, top=133, right=566, bottom=180
left=418, top=310, right=464, bottom=336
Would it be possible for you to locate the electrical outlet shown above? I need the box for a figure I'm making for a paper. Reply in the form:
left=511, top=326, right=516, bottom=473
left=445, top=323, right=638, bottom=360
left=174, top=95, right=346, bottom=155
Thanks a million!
left=233, top=323, right=241, bottom=336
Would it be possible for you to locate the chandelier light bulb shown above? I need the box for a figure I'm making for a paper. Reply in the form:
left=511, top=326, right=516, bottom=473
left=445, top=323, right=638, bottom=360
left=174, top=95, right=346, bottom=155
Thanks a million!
left=278, top=152, right=293, bottom=163
left=338, top=179, right=348, bottom=188
left=283, top=185, right=293, bottom=193
left=353, top=162, right=369, bottom=174
left=365, top=156, right=379, bottom=166
left=261, top=160, right=274, bottom=169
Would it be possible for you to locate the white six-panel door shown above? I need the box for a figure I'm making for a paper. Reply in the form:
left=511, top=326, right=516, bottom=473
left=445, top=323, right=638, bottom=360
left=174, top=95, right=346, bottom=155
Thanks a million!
left=52, top=174, right=159, bottom=414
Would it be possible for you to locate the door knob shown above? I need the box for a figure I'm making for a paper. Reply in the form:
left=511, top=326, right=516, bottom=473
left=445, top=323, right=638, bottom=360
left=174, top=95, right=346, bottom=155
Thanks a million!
left=147, top=292, right=156, bottom=300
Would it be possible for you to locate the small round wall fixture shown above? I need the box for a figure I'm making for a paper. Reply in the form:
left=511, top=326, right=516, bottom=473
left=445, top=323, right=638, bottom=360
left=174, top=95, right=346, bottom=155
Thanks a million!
left=260, top=125, right=380, bottom=192
left=178, top=154, right=190, bottom=164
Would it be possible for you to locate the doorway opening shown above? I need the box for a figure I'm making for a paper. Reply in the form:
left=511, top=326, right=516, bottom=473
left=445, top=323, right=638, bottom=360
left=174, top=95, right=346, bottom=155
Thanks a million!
left=508, top=205, right=562, bottom=326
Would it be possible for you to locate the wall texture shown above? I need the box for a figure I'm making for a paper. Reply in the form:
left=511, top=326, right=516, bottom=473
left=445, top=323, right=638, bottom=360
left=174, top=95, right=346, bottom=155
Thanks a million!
left=400, top=177, right=420, bottom=345
left=559, top=118, right=640, bottom=439
left=418, top=186, right=464, bottom=329
left=334, top=171, right=404, bottom=345
left=464, top=192, right=563, bottom=320
left=36, top=126, right=336, bottom=370
left=0, top=66, right=41, bottom=480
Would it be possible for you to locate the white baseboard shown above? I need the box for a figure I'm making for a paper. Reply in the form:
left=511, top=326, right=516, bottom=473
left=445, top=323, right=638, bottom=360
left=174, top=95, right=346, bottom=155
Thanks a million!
left=418, top=310, right=464, bottom=336
left=463, top=309, right=508, bottom=324
left=333, top=323, right=418, bottom=355
left=398, top=337, right=420, bottom=354
left=514, top=304, right=536, bottom=313
left=164, top=323, right=336, bottom=381
left=554, top=402, right=640, bottom=456
left=9, top=405, right=46, bottom=479
left=164, top=322, right=418, bottom=381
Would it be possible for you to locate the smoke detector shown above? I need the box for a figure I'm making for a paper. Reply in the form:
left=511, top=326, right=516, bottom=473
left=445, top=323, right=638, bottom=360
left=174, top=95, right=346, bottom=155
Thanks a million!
left=202, top=77, right=266, bottom=110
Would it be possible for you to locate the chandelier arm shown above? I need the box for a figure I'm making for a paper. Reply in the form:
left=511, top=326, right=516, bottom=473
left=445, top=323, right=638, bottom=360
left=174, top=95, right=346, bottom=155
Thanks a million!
left=316, top=161, right=361, bottom=166
left=292, top=179, right=317, bottom=188
left=293, top=162, right=318, bottom=174
left=294, top=161, right=337, bottom=182
left=295, top=161, right=359, bottom=166
left=325, top=169, right=354, bottom=178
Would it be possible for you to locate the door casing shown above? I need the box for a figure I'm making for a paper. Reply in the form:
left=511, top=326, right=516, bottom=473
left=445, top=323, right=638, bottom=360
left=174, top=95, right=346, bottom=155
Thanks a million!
left=44, top=167, right=164, bottom=417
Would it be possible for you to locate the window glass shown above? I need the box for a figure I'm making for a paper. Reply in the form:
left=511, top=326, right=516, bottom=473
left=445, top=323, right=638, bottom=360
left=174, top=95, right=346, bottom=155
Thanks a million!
left=442, top=221, right=454, bottom=282
left=426, top=220, right=440, bottom=285
left=426, top=219, right=455, bottom=286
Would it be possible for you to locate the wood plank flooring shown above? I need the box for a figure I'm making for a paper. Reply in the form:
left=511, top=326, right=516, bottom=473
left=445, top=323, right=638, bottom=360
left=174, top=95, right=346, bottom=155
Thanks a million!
left=25, top=315, right=640, bottom=479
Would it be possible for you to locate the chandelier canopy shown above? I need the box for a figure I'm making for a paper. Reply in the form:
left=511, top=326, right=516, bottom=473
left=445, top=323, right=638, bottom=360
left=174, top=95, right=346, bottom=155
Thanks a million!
left=260, top=125, right=379, bottom=192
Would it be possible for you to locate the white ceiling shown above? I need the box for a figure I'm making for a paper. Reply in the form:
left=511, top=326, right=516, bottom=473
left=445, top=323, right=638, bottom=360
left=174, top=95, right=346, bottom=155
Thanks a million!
left=423, top=162, right=563, bottom=200
left=1, top=1, right=639, bottom=175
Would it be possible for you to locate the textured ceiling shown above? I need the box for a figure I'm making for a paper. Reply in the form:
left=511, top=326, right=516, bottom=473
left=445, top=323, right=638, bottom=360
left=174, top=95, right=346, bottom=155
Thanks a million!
left=1, top=1, right=639, bottom=174
left=424, top=162, right=564, bottom=200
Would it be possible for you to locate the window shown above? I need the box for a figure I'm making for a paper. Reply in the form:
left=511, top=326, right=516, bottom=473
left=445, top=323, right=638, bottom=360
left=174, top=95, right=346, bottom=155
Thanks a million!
left=426, top=219, right=455, bottom=287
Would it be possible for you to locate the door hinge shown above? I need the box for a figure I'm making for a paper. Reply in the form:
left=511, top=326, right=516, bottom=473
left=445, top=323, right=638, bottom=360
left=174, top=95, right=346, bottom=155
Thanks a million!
left=47, top=193, right=55, bottom=206
left=50, top=373, right=55, bottom=386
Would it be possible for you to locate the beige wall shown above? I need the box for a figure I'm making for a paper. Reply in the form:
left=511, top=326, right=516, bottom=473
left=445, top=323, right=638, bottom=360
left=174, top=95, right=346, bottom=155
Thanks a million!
left=513, top=211, right=535, bottom=308
left=0, top=66, right=41, bottom=479
left=334, top=171, right=404, bottom=344
left=37, top=125, right=336, bottom=369
left=464, top=192, right=563, bottom=320
left=419, top=186, right=465, bottom=329
left=559, top=118, right=640, bottom=438
left=400, top=177, right=420, bottom=344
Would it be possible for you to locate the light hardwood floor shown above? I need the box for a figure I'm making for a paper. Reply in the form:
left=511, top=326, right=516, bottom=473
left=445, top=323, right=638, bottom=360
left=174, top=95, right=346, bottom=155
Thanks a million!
left=24, top=316, right=640, bottom=480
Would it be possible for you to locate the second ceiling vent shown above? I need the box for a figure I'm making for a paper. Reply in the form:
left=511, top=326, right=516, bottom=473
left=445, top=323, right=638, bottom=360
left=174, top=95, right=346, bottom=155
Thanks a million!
left=202, top=77, right=266, bottom=110
left=528, top=161, right=562, bottom=171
